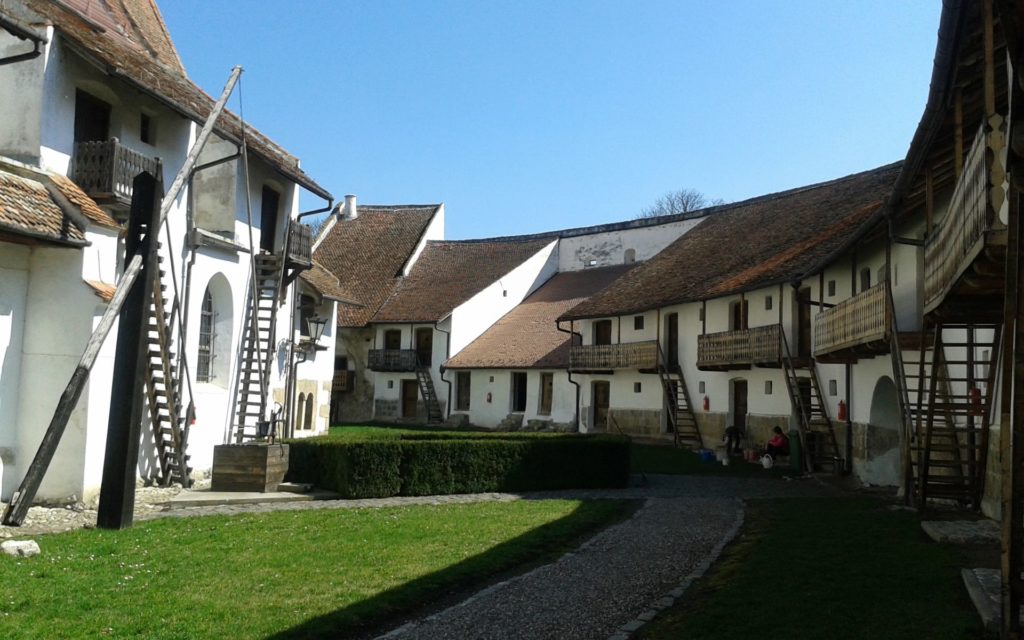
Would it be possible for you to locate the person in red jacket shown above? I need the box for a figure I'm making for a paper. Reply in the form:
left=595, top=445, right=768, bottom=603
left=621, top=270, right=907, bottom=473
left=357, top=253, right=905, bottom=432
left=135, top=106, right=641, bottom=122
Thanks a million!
left=764, top=426, right=789, bottom=457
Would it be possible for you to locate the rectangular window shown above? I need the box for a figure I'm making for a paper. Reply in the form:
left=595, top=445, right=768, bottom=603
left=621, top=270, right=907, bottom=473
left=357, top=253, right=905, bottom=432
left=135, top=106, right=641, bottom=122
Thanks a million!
left=140, top=112, right=155, bottom=144
left=594, top=319, right=613, bottom=345
left=633, top=315, right=644, bottom=331
left=765, top=380, right=773, bottom=395
left=765, top=296, right=772, bottom=311
left=511, top=372, right=528, bottom=412
left=699, top=381, right=706, bottom=394
left=456, top=371, right=471, bottom=411
left=827, top=280, right=836, bottom=297
left=633, top=382, right=642, bottom=393
left=539, top=373, right=553, bottom=415
left=829, top=379, right=838, bottom=396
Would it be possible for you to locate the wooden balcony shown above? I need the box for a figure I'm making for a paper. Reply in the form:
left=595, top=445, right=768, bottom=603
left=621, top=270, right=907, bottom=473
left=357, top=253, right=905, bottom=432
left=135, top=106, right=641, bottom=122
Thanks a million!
left=697, top=324, right=782, bottom=371
left=71, top=138, right=161, bottom=210
left=286, top=223, right=313, bottom=270
left=569, top=340, right=658, bottom=371
left=367, top=349, right=419, bottom=372
left=332, top=370, right=355, bottom=393
left=923, top=123, right=1006, bottom=321
left=813, top=283, right=889, bottom=362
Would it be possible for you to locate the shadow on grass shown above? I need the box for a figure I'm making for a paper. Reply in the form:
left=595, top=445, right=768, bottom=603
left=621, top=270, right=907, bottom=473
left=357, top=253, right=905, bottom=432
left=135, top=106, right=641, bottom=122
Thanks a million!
left=265, top=499, right=637, bottom=640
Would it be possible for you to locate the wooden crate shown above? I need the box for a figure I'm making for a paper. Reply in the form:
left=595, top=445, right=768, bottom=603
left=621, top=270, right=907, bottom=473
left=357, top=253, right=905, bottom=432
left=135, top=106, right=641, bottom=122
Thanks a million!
left=211, top=444, right=289, bottom=492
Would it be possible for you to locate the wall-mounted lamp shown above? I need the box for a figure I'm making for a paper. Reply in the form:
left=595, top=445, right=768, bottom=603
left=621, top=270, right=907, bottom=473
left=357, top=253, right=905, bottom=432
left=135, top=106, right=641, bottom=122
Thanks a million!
left=299, top=316, right=328, bottom=354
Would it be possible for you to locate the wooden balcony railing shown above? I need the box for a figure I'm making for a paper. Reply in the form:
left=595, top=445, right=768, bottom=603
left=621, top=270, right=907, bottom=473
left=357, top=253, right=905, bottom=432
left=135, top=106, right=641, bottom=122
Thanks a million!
left=697, top=324, right=781, bottom=369
left=813, top=282, right=889, bottom=357
left=569, top=340, right=659, bottom=370
left=924, top=123, right=990, bottom=308
left=286, top=223, right=313, bottom=268
left=71, top=138, right=161, bottom=206
left=332, top=370, right=355, bottom=393
left=368, top=349, right=419, bottom=372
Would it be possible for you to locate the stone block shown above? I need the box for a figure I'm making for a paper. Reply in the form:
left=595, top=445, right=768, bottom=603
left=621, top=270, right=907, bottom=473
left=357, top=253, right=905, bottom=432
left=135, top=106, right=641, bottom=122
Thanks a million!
left=445, top=413, right=470, bottom=428
left=2, top=540, right=40, bottom=557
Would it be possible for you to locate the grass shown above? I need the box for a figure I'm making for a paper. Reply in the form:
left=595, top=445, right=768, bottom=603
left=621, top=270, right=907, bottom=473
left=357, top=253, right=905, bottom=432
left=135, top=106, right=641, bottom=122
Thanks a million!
left=631, top=442, right=789, bottom=477
left=636, top=497, right=987, bottom=640
left=0, top=499, right=632, bottom=639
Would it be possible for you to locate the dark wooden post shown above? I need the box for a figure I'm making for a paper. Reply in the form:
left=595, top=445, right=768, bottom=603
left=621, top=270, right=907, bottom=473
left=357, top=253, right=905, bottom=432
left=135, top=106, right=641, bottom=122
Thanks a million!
left=96, top=172, right=159, bottom=530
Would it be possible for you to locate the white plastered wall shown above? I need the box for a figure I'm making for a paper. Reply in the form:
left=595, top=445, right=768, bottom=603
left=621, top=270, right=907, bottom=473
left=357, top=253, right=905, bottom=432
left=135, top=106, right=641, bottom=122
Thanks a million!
left=557, top=217, right=704, bottom=272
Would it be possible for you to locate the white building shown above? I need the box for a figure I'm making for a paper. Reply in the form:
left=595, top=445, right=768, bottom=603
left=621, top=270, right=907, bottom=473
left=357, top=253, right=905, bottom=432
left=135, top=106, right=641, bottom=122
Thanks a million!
left=0, top=0, right=334, bottom=503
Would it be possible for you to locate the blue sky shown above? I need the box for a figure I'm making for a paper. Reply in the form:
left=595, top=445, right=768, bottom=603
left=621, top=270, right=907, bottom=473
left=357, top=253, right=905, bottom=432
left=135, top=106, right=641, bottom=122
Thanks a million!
left=161, top=1, right=940, bottom=239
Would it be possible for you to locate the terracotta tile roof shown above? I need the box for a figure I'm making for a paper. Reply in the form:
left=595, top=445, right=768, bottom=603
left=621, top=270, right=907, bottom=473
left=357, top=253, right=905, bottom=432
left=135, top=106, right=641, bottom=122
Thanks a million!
left=84, top=279, right=115, bottom=301
left=313, top=205, right=438, bottom=327
left=55, top=0, right=184, bottom=73
left=372, top=237, right=555, bottom=324
left=0, top=169, right=87, bottom=245
left=49, top=173, right=119, bottom=229
left=561, top=163, right=902, bottom=320
left=445, top=265, right=634, bottom=370
left=20, top=1, right=331, bottom=200
left=299, top=260, right=361, bottom=305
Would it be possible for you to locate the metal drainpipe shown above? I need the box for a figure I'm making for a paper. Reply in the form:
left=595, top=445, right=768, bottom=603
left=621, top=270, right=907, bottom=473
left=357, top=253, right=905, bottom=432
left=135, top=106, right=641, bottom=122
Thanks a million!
left=436, top=323, right=452, bottom=419
left=556, top=320, right=582, bottom=430
left=845, top=362, right=853, bottom=475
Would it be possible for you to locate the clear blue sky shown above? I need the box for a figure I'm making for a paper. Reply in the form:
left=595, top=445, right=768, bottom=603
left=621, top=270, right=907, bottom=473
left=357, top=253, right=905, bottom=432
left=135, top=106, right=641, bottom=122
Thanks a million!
left=161, top=1, right=940, bottom=239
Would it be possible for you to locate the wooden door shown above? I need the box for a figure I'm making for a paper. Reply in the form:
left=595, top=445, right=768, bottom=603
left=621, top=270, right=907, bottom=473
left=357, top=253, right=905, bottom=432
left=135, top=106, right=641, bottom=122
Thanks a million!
left=797, top=287, right=812, bottom=358
left=415, top=328, right=433, bottom=367
left=593, top=381, right=610, bottom=431
left=594, top=320, right=613, bottom=345
left=733, top=380, right=748, bottom=432
left=401, top=380, right=419, bottom=419
left=667, top=313, right=679, bottom=368
left=74, top=90, right=110, bottom=143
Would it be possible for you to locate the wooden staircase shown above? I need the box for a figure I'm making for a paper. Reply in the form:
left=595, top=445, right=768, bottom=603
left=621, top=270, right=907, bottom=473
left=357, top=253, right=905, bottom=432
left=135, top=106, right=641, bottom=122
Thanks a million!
left=142, top=260, right=193, bottom=486
left=231, top=253, right=284, bottom=441
left=415, top=365, right=443, bottom=424
left=897, top=323, right=999, bottom=510
left=781, top=334, right=840, bottom=472
left=656, top=346, right=701, bottom=448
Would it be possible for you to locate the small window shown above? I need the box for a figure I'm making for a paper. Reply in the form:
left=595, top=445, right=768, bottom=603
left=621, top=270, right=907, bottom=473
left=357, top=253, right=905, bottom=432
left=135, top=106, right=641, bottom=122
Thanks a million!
left=511, top=372, right=527, bottom=412
left=634, top=315, right=644, bottom=331
left=539, top=373, right=553, bottom=415
left=829, top=379, right=838, bottom=396
left=387, top=380, right=394, bottom=389
left=384, top=329, right=401, bottom=350
left=633, top=382, right=642, bottom=393
left=859, top=267, right=872, bottom=293
left=699, top=307, right=705, bottom=321
left=140, top=112, right=155, bottom=145
left=197, top=289, right=214, bottom=383
left=624, top=248, right=636, bottom=264
left=456, top=371, right=471, bottom=411
left=489, top=375, right=495, bottom=383
left=827, top=280, right=836, bottom=297
left=765, top=296, right=772, bottom=311
left=699, top=381, right=706, bottom=394
left=765, top=380, right=773, bottom=395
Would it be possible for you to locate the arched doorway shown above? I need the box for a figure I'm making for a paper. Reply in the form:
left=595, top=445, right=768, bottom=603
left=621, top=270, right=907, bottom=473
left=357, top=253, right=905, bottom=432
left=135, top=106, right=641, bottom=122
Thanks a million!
left=863, top=376, right=901, bottom=486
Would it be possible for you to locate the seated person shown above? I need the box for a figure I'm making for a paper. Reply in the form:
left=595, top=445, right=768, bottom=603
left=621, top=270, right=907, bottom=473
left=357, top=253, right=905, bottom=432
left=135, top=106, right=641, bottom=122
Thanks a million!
left=764, top=426, right=790, bottom=458
left=723, top=425, right=743, bottom=455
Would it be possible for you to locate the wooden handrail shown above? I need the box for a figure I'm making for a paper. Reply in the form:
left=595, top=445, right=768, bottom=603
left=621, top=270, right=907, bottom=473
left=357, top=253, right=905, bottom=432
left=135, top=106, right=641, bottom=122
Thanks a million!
left=569, top=340, right=659, bottom=370
left=813, top=282, right=889, bottom=356
left=72, top=138, right=161, bottom=202
left=697, top=324, right=781, bottom=367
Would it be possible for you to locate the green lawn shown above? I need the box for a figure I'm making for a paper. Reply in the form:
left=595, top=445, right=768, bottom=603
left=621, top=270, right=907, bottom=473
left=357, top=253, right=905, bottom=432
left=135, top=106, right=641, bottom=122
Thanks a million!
left=636, top=497, right=986, bottom=640
left=0, top=499, right=630, bottom=639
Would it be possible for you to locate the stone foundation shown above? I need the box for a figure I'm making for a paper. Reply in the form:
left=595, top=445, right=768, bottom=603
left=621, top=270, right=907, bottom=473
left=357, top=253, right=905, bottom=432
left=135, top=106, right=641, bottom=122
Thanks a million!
left=606, top=409, right=662, bottom=436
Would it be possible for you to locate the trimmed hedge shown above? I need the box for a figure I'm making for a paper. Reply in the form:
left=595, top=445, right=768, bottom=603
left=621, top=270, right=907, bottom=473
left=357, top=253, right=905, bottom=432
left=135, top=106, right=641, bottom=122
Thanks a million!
left=285, top=434, right=630, bottom=498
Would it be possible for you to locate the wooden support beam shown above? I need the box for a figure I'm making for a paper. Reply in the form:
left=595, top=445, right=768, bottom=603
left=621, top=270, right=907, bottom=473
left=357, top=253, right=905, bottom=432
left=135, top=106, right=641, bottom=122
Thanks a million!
left=925, top=165, right=935, bottom=237
left=955, top=88, right=965, bottom=180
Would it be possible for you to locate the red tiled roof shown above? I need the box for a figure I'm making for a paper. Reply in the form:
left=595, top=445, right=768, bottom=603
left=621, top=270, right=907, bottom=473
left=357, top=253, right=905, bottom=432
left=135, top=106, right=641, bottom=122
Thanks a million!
left=56, top=0, right=184, bottom=73
left=372, top=237, right=555, bottom=324
left=0, top=169, right=87, bottom=245
left=561, top=163, right=902, bottom=320
left=313, top=205, right=439, bottom=327
left=49, top=173, right=118, bottom=229
left=20, top=0, right=331, bottom=200
left=299, top=260, right=361, bottom=305
left=445, top=265, right=633, bottom=370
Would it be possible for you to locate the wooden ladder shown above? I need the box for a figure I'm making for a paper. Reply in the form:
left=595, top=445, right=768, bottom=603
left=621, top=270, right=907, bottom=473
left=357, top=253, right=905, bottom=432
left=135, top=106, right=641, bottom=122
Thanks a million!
left=781, top=333, right=840, bottom=472
left=907, top=323, right=1000, bottom=510
left=415, top=366, right=443, bottom=424
left=656, top=345, right=702, bottom=448
left=231, top=253, right=284, bottom=441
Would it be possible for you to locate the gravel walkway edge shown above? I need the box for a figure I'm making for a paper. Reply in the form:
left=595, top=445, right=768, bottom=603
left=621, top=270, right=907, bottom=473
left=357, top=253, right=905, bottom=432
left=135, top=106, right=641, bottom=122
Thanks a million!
left=608, top=498, right=746, bottom=640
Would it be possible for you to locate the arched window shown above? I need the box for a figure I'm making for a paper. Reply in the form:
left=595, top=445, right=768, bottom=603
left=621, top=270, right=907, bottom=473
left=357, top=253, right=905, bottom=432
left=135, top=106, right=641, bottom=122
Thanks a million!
left=196, top=274, right=233, bottom=387
left=304, top=393, right=315, bottom=431
left=296, top=393, right=306, bottom=431
left=197, top=289, right=214, bottom=383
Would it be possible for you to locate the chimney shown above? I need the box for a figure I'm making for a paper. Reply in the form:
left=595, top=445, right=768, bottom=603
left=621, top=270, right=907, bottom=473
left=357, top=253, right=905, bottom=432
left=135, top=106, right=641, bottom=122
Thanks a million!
left=343, top=194, right=358, bottom=220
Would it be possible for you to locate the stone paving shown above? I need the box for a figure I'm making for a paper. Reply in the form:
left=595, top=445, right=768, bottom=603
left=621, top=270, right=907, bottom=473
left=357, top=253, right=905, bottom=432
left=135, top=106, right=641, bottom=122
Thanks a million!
left=920, top=518, right=1000, bottom=545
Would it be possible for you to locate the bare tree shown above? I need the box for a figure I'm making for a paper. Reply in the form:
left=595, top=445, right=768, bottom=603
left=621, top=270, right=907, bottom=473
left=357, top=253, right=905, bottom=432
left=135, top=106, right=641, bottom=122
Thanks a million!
left=637, top=188, right=724, bottom=219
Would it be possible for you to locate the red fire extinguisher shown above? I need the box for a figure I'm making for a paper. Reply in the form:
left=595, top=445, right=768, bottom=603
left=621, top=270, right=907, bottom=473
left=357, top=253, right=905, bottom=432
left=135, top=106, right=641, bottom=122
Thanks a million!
left=969, top=387, right=981, bottom=416
left=703, top=395, right=710, bottom=412
left=837, top=399, right=847, bottom=421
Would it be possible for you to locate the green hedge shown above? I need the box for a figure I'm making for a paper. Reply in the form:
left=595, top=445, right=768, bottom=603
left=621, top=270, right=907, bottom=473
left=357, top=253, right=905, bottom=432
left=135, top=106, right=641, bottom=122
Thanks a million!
left=285, top=434, right=630, bottom=498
